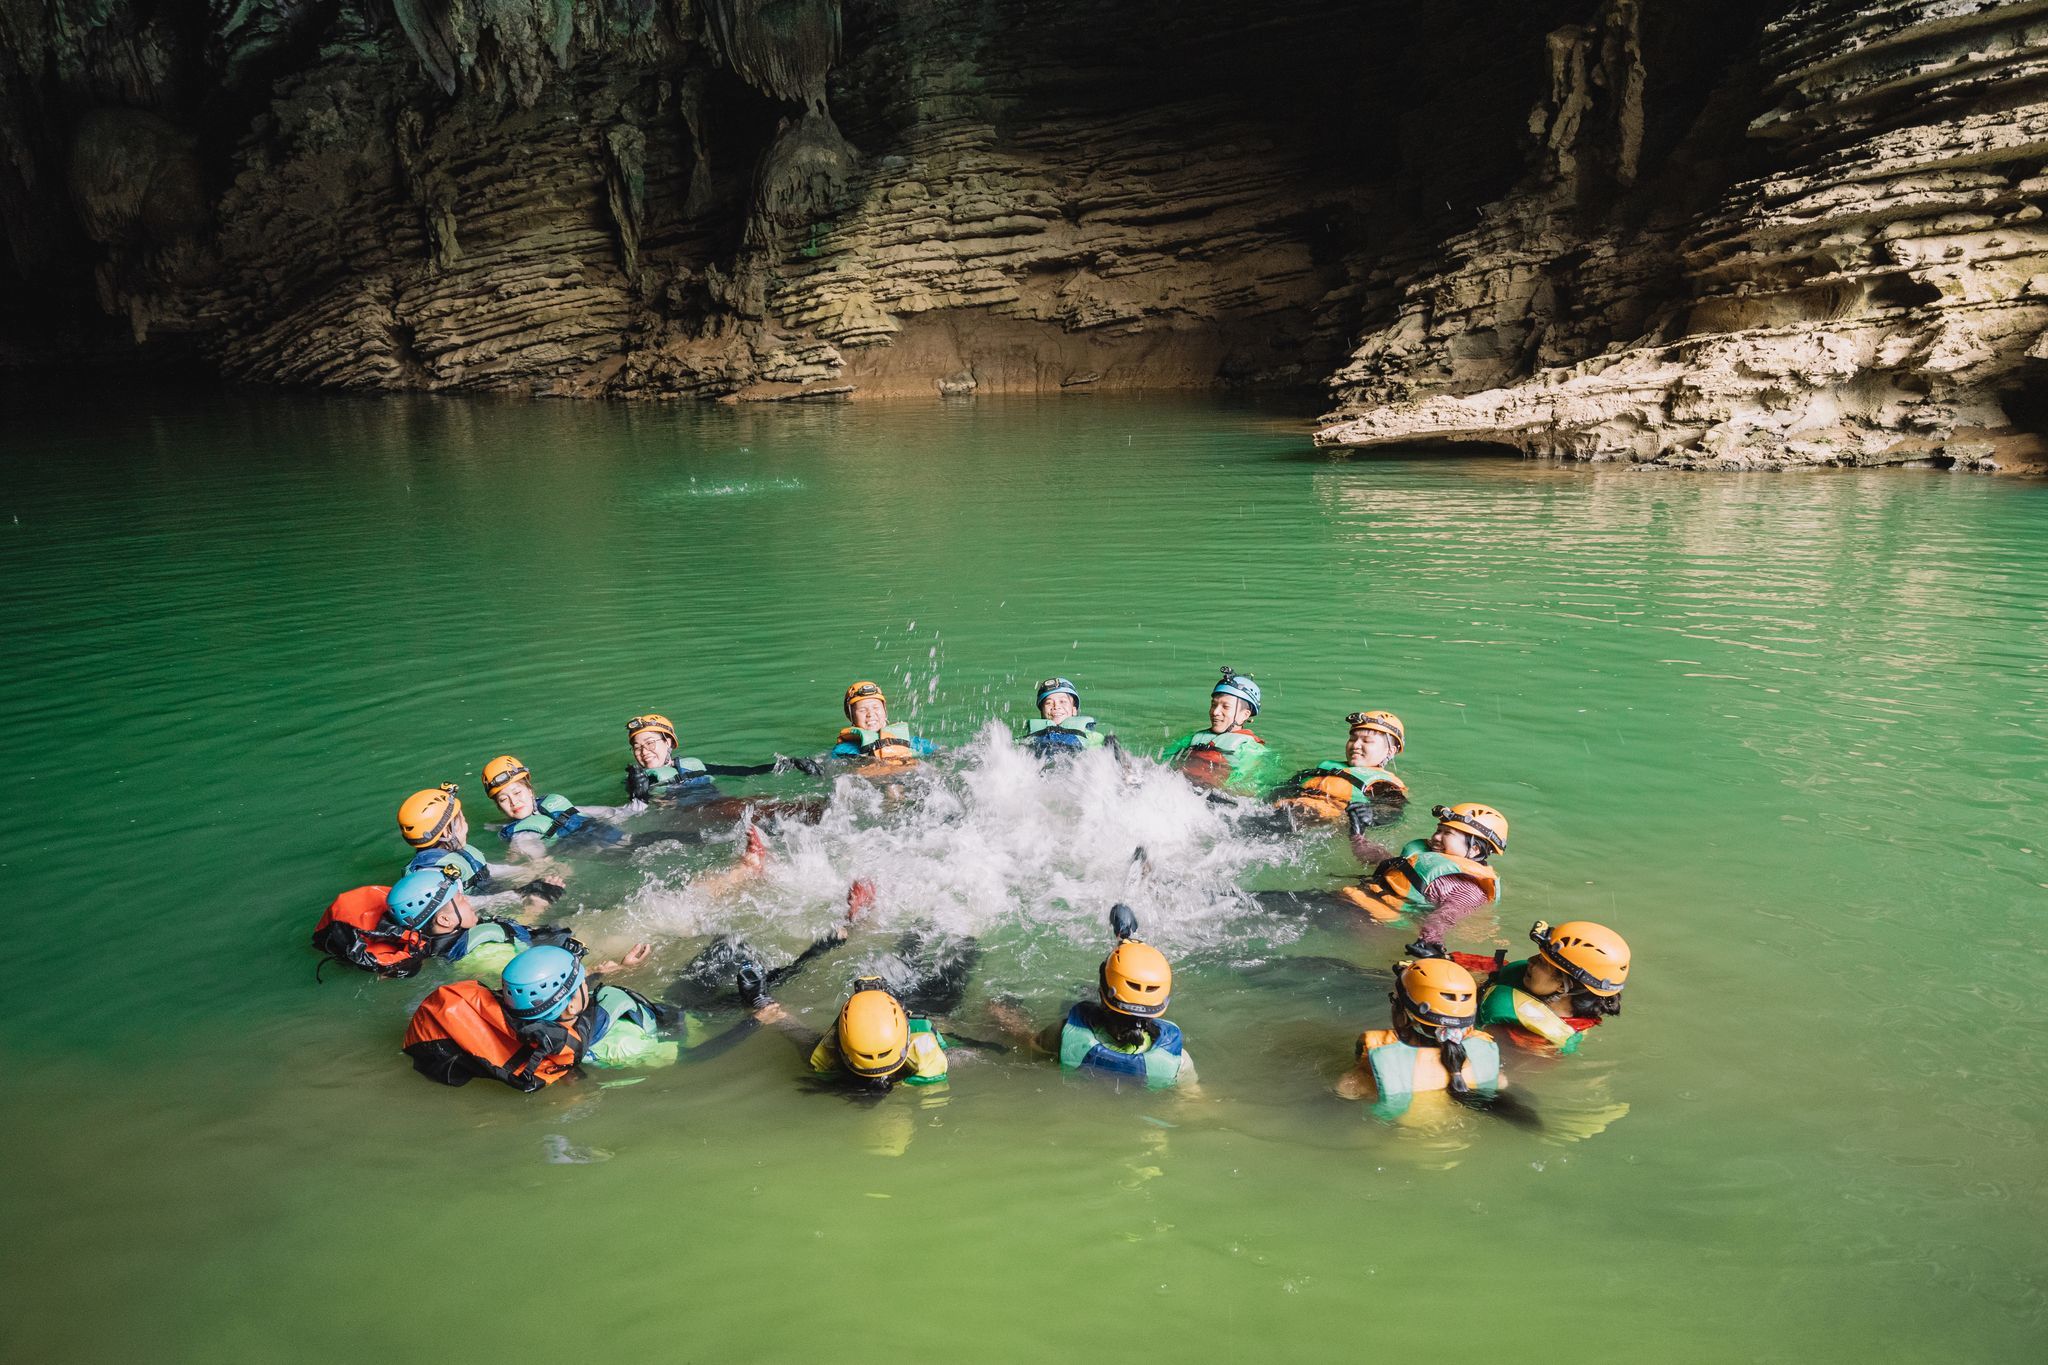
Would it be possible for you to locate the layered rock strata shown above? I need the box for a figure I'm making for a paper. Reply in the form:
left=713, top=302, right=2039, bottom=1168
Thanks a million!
left=1315, top=0, right=2048, bottom=468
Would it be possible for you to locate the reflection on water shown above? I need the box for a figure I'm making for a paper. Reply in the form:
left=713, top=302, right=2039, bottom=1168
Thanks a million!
left=3, top=384, right=2046, bottom=1359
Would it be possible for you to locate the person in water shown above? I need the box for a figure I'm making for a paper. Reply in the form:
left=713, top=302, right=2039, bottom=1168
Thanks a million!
left=830, top=681, right=937, bottom=771
left=661, top=877, right=877, bottom=1012
left=1335, top=955, right=1502, bottom=1121
left=624, top=712, right=825, bottom=803
left=1018, top=677, right=1120, bottom=759
left=1472, top=920, right=1630, bottom=1055
left=1338, top=802, right=1507, bottom=942
left=993, top=906, right=1198, bottom=1093
left=311, top=866, right=589, bottom=982
left=396, top=782, right=565, bottom=908
left=742, top=974, right=956, bottom=1095
left=403, top=943, right=766, bottom=1091
left=1269, top=710, right=1409, bottom=831
left=1160, top=668, right=1270, bottom=793
left=484, top=755, right=648, bottom=860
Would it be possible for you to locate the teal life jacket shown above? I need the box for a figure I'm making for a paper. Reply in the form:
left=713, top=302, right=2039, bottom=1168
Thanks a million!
left=587, top=983, right=663, bottom=1046
left=1362, top=1031, right=1501, bottom=1121
left=1058, top=1003, right=1187, bottom=1090
left=407, top=842, right=491, bottom=892
left=1022, top=715, right=1105, bottom=754
left=442, top=918, right=532, bottom=962
left=634, top=756, right=711, bottom=792
left=499, top=794, right=624, bottom=848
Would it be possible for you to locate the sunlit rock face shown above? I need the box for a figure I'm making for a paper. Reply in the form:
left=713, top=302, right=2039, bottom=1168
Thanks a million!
left=1315, top=0, right=2048, bottom=469
left=4, top=0, right=2041, bottom=462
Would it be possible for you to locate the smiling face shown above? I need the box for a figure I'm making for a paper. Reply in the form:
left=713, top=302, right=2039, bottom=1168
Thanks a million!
left=1209, top=694, right=1249, bottom=733
left=1429, top=824, right=1485, bottom=860
left=850, top=696, right=889, bottom=731
left=492, top=780, right=538, bottom=820
left=1040, top=691, right=1078, bottom=723
left=631, top=729, right=674, bottom=768
left=1346, top=727, right=1396, bottom=768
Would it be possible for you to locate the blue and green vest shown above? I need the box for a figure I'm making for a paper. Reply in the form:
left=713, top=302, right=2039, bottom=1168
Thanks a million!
left=632, top=756, right=712, bottom=794
left=1058, top=1003, right=1188, bottom=1090
left=406, top=842, right=492, bottom=892
left=1021, top=715, right=1107, bottom=754
left=499, top=794, right=622, bottom=847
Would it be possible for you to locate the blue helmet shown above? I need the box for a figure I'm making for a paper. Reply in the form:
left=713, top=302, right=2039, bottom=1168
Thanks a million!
left=1035, top=677, right=1079, bottom=708
left=500, top=945, right=586, bottom=1022
left=384, top=867, right=461, bottom=932
left=1213, top=667, right=1261, bottom=717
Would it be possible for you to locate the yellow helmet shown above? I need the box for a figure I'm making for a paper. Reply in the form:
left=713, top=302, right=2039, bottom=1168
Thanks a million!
left=1347, top=710, right=1405, bottom=752
left=481, top=755, right=530, bottom=797
left=1531, top=920, right=1631, bottom=996
left=843, top=680, right=886, bottom=720
left=836, top=984, right=909, bottom=1077
left=1392, top=957, right=1479, bottom=1037
left=1100, top=939, right=1172, bottom=1018
left=1433, top=802, right=1508, bottom=855
left=626, top=713, right=676, bottom=745
left=396, top=784, right=462, bottom=848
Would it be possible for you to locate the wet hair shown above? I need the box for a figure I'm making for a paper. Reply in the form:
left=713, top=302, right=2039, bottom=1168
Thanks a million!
left=1440, top=1034, right=1471, bottom=1098
left=1576, top=989, right=1623, bottom=1019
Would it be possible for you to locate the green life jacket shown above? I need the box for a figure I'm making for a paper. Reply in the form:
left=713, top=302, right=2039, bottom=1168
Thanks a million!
left=840, top=722, right=913, bottom=750
left=1022, top=715, right=1106, bottom=750
left=1367, top=839, right=1501, bottom=913
left=1363, top=1032, right=1501, bottom=1121
left=1186, top=727, right=1260, bottom=756
left=642, top=756, right=710, bottom=787
left=1058, top=1003, right=1188, bottom=1090
left=1478, top=960, right=1586, bottom=1052
left=810, top=1015, right=950, bottom=1086
left=500, top=793, right=591, bottom=844
left=442, top=920, right=527, bottom=982
left=585, top=984, right=678, bottom=1069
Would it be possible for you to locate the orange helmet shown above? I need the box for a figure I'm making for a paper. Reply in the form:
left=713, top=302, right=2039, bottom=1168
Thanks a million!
left=843, top=680, right=886, bottom=720
left=1100, top=939, right=1172, bottom=1018
left=396, top=784, right=462, bottom=848
left=836, top=983, right=910, bottom=1077
left=1347, top=710, right=1405, bottom=752
left=1392, top=957, right=1479, bottom=1037
left=481, top=755, right=530, bottom=797
left=1531, top=920, right=1631, bottom=996
left=626, top=713, right=676, bottom=746
left=1433, top=802, right=1508, bottom=855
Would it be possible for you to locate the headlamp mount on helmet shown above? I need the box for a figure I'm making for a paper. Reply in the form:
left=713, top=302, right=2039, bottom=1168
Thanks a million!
left=1530, top=920, right=1627, bottom=995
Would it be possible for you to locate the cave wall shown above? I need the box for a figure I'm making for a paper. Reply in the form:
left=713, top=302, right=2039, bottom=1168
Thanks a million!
left=1314, top=0, right=2048, bottom=469
left=4, top=0, right=2042, bottom=464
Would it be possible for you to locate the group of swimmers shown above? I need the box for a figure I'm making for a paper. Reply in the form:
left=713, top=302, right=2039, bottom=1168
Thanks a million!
left=311, top=669, right=1636, bottom=1122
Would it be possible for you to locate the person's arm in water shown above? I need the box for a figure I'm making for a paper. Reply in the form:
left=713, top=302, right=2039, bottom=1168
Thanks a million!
left=470, top=874, right=568, bottom=920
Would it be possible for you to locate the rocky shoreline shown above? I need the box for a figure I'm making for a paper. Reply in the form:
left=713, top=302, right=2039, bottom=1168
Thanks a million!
left=4, top=1, right=2042, bottom=467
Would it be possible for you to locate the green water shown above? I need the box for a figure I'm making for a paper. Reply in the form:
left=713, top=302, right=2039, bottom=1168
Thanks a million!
left=3, top=387, right=2044, bottom=1362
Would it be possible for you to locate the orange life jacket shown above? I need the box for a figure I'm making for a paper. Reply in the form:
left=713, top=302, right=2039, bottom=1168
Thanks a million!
left=1343, top=841, right=1500, bottom=920
left=838, top=725, right=921, bottom=772
left=311, top=885, right=427, bottom=978
left=1175, top=727, right=1259, bottom=789
left=403, top=980, right=583, bottom=1091
left=1278, top=762, right=1408, bottom=822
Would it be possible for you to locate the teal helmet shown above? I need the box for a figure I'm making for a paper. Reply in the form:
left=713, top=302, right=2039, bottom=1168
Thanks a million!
left=1036, top=677, right=1079, bottom=707
left=384, top=867, right=461, bottom=932
left=1213, top=667, right=1261, bottom=716
left=500, top=945, right=585, bottom=1022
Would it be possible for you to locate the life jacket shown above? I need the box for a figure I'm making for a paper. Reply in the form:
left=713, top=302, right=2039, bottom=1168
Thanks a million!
left=629, top=756, right=712, bottom=798
left=1357, top=1027, right=1501, bottom=1121
left=406, top=842, right=492, bottom=893
left=1021, top=716, right=1105, bottom=754
left=441, top=918, right=532, bottom=962
left=1275, top=761, right=1407, bottom=822
left=1172, top=727, right=1262, bottom=789
left=587, top=983, right=663, bottom=1045
left=1476, top=959, right=1601, bottom=1053
left=1057, top=1003, right=1188, bottom=1090
left=310, top=885, right=427, bottom=978
left=402, top=980, right=588, bottom=1091
left=499, top=792, right=624, bottom=847
left=1346, top=839, right=1500, bottom=920
left=810, top=1016, right=951, bottom=1086
left=836, top=723, right=921, bottom=770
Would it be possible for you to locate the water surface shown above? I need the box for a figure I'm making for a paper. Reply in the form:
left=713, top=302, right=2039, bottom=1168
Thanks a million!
left=3, top=386, right=2044, bottom=1361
